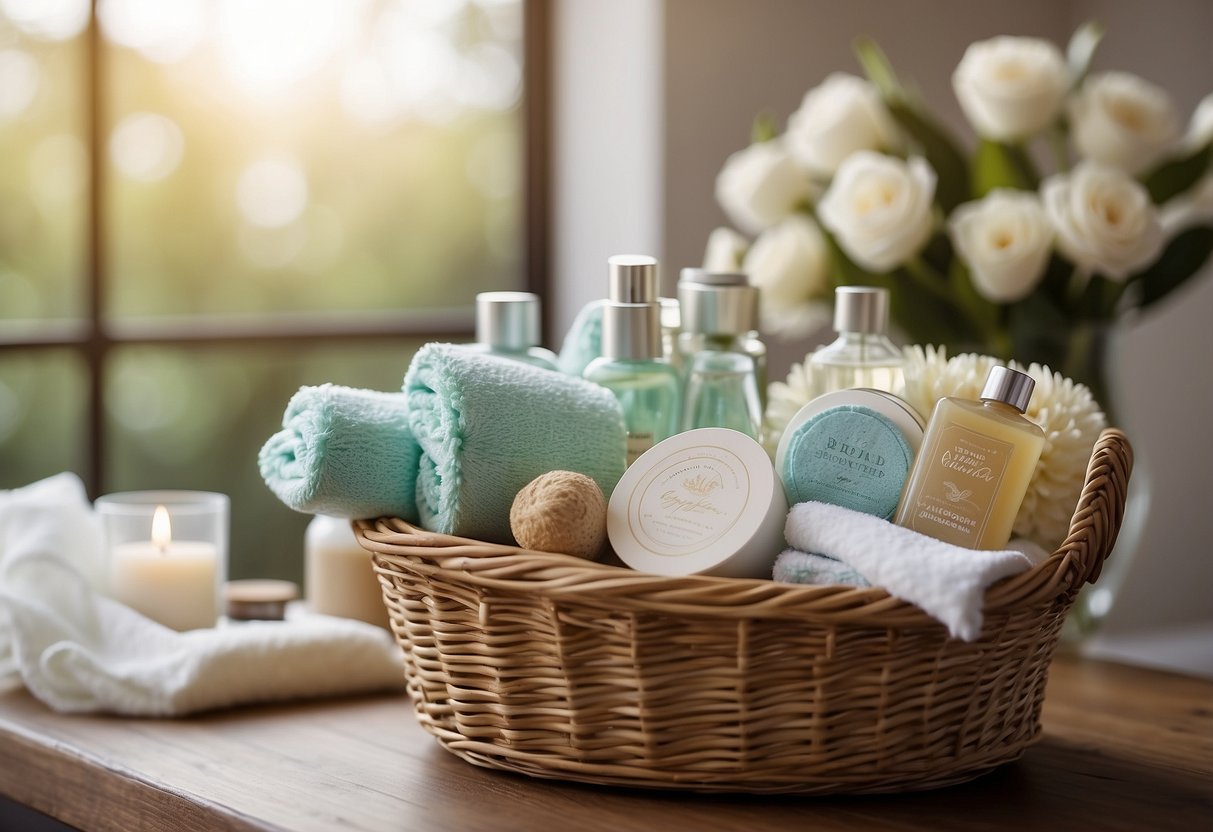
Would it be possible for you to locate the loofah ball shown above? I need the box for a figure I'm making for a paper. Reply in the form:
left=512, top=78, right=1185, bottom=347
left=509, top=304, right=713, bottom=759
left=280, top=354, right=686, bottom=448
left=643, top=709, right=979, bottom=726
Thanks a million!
left=510, top=470, right=607, bottom=559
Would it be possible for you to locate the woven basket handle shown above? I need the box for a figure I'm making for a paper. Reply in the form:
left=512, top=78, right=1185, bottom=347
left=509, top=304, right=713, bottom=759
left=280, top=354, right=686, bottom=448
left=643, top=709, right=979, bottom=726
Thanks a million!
left=1055, top=427, right=1134, bottom=596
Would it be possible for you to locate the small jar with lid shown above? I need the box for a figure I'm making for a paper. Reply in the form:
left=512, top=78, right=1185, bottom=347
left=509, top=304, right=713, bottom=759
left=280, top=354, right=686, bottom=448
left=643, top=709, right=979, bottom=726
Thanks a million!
left=468, top=291, right=559, bottom=370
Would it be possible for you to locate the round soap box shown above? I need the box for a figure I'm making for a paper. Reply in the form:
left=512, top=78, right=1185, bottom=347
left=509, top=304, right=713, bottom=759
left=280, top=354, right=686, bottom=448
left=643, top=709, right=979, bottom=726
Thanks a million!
left=607, top=428, right=787, bottom=579
left=774, top=389, right=925, bottom=520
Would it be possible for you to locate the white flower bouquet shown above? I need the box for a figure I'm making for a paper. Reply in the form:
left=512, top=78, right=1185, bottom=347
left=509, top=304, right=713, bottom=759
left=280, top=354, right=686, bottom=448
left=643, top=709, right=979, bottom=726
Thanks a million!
left=706, top=24, right=1213, bottom=409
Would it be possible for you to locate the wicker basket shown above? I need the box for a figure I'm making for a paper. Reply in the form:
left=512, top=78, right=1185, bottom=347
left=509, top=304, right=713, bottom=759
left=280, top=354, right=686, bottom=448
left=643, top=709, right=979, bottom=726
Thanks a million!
left=354, top=428, right=1132, bottom=794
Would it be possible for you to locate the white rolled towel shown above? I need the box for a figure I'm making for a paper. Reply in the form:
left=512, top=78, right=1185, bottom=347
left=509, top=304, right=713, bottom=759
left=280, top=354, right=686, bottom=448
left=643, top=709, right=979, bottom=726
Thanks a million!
left=783, top=501, right=1049, bottom=641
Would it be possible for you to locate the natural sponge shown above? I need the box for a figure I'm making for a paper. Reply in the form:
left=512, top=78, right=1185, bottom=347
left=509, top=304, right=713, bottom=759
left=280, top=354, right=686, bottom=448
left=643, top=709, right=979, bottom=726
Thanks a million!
left=509, top=471, right=607, bottom=559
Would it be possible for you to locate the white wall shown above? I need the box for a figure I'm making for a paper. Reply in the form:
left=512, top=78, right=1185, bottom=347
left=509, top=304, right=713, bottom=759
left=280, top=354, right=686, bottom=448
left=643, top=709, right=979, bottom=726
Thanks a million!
left=553, top=1, right=1213, bottom=653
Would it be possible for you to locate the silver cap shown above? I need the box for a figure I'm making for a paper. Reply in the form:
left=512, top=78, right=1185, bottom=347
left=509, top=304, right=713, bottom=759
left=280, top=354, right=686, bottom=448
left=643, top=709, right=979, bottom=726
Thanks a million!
left=678, top=277, right=759, bottom=336
left=834, top=286, right=889, bottom=335
left=659, top=297, right=681, bottom=331
left=980, top=366, right=1035, bottom=413
left=608, top=255, right=658, bottom=303
left=476, top=291, right=541, bottom=351
left=602, top=302, right=661, bottom=360
left=679, top=268, right=748, bottom=287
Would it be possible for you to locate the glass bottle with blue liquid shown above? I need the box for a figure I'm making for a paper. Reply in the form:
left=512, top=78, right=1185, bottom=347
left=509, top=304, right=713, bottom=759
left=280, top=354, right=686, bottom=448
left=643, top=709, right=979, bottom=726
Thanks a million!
left=677, top=271, right=764, bottom=441
left=468, top=291, right=559, bottom=370
left=583, top=255, right=681, bottom=466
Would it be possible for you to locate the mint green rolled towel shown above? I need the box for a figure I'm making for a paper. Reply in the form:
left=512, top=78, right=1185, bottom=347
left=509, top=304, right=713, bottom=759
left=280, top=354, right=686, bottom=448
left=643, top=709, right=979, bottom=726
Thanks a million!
left=406, top=343, right=626, bottom=543
left=258, top=383, right=420, bottom=521
left=556, top=299, right=604, bottom=376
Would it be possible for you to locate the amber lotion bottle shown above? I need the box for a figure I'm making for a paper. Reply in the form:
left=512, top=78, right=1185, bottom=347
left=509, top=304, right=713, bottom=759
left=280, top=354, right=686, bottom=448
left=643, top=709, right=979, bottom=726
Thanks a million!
left=894, top=366, right=1044, bottom=549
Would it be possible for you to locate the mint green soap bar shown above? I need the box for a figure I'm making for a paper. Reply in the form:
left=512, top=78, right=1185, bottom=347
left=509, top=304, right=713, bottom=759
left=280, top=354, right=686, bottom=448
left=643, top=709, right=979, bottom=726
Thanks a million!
left=780, top=405, right=913, bottom=519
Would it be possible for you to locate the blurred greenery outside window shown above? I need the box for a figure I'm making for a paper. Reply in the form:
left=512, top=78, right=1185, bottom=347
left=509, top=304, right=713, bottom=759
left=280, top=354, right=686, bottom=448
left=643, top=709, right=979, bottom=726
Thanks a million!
left=0, top=0, right=533, bottom=584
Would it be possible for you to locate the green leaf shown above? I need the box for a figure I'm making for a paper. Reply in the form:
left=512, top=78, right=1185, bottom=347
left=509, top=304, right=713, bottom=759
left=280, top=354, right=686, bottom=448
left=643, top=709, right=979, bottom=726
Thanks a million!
left=853, top=35, right=968, bottom=212
left=750, top=111, right=779, bottom=144
left=853, top=36, right=901, bottom=99
left=947, top=258, right=1001, bottom=335
left=1130, top=225, right=1213, bottom=310
left=971, top=139, right=1040, bottom=198
left=1067, top=21, right=1105, bottom=88
left=1142, top=142, right=1213, bottom=205
left=886, top=100, right=971, bottom=213
left=1077, top=275, right=1126, bottom=321
left=1008, top=293, right=1071, bottom=367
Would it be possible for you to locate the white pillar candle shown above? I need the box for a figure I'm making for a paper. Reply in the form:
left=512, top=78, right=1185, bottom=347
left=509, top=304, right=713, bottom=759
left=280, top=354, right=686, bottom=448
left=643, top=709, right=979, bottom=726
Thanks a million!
left=305, top=515, right=389, bottom=629
left=109, top=505, right=218, bottom=632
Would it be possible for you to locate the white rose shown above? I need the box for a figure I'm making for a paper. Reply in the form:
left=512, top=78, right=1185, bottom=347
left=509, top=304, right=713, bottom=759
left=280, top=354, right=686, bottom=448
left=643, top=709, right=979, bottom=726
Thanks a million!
left=817, top=151, right=936, bottom=273
left=714, top=139, right=813, bottom=236
left=952, top=36, right=1069, bottom=141
left=1069, top=72, right=1180, bottom=175
left=949, top=190, right=1053, bottom=303
left=702, top=226, right=749, bottom=271
left=742, top=215, right=829, bottom=336
left=1042, top=162, right=1164, bottom=280
left=785, top=73, right=898, bottom=177
left=1184, top=92, right=1213, bottom=151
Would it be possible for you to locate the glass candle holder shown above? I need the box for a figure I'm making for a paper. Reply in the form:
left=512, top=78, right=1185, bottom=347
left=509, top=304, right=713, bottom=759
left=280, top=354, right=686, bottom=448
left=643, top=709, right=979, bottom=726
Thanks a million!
left=95, top=491, right=229, bottom=632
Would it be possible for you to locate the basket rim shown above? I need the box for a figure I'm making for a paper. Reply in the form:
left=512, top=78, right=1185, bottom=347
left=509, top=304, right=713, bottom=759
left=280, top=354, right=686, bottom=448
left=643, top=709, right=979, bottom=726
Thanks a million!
left=356, top=428, right=1131, bottom=625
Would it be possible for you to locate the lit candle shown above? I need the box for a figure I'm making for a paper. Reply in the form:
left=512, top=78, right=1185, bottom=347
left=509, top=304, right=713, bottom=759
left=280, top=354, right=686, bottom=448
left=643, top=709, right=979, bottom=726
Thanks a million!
left=110, top=505, right=219, bottom=631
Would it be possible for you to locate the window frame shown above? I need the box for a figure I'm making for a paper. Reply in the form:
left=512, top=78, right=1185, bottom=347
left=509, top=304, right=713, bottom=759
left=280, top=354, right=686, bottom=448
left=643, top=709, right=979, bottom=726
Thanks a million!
left=0, top=0, right=550, bottom=498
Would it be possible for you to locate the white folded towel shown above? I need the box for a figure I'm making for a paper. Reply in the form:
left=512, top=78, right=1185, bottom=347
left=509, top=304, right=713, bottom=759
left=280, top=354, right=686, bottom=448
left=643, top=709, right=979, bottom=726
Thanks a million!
left=0, top=474, right=405, bottom=716
left=783, top=501, right=1050, bottom=641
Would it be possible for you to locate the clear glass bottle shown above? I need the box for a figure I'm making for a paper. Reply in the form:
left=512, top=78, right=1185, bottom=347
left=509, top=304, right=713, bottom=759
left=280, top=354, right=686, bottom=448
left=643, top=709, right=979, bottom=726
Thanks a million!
left=659, top=297, right=683, bottom=372
left=677, top=271, right=763, bottom=439
left=676, top=269, right=767, bottom=408
left=894, top=366, right=1045, bottom=550
left=809, top=286, right=904, bottom=397
left=467, top=291, right=559, bottom=370
left=583, top=255, right=681, bottom=465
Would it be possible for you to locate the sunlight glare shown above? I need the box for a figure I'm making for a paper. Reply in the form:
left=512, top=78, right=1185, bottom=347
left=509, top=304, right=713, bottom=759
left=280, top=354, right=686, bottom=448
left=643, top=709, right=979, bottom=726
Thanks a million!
left=217, top=0, right=362, bottom=97
left=0, top=0, right=88, bottom=41
left=110, top=113, right=185, bottom=182
left=98, top=0, right=205, bottom=64
left=236, top=157, right=308, bottom=228
left=0, top=48, right=38, bottom=120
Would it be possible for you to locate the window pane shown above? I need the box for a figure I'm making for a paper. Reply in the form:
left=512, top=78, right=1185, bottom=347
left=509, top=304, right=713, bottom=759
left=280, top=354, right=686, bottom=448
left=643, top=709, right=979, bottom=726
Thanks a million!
left=107, top=342, right=423, bottom=584
left=101, top=0, right=525, bottom=320
left=0, top=6, right=88, bottom=322
left=0, top=350, right=86, bottom=486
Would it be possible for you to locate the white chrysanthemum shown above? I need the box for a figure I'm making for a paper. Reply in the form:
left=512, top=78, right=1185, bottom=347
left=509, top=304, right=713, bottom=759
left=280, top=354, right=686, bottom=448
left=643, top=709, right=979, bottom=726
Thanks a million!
left=902, top=345, right=1107, bottom=551
left=763, top=354, right=815, bottom=456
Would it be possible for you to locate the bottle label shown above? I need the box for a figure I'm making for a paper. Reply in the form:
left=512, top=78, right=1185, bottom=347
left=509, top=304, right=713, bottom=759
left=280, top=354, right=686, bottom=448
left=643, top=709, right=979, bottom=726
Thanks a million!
left=905, top=423, right=1012, bottom=544
left=626, top=433, right=654, bottom=466
left=628, top=446, right=749, bottom=557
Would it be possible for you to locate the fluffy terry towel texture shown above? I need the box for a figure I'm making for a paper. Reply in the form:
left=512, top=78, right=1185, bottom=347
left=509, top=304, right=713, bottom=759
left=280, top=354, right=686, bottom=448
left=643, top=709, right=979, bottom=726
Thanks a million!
left=773, top=550, right=870, bottom=587
left=0, top=474, right=404, bottom=716
left=783, top=501, right=1049, bottom=641
left=556, top=299, right=604, bottom=377
left=406, top=343, right=626, bottom=543
left=259, top=383, right=421, bottom=521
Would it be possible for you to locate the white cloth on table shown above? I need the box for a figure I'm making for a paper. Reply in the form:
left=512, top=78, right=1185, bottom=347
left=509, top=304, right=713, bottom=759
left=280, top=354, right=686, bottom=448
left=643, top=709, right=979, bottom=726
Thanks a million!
left=0, top=474, right=404, bottom=716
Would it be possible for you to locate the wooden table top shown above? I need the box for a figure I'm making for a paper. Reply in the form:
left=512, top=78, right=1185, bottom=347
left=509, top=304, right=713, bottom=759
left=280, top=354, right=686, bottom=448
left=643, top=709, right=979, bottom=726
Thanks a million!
left=0, top=653, right=1209, bottom=832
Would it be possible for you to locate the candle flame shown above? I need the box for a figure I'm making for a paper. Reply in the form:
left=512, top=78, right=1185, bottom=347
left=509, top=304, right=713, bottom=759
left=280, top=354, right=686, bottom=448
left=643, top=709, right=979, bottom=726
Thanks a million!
left=152, top=505, right=172, bottom=551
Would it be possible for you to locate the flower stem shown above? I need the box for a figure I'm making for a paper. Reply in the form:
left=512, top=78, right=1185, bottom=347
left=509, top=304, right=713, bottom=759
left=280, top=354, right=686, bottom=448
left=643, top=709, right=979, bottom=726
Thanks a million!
left=1048, top=125, right=1070, bottom=174
left=903, top=256, right=955, bottom=305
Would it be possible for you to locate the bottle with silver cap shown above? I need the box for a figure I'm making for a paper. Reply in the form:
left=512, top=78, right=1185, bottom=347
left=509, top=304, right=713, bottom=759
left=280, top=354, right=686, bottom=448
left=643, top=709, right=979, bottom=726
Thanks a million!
left=676, top=269, right=767, bottom=407
left=468, top=291, right=558, bottom=370
left=583, top=255, right=681, bottom=466
left=894, top=365, right=1045, bottom=550
left=808, top=286, right=904, bottom=397
left=677, top=270, right=763, bottom=439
